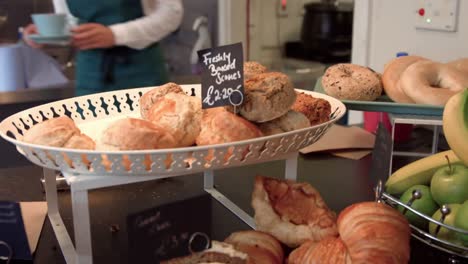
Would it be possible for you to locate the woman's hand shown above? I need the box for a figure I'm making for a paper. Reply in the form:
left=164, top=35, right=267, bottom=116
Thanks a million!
left=71, top=23, right=115, bottom=50
left=22, top=24, right=43, bottom=49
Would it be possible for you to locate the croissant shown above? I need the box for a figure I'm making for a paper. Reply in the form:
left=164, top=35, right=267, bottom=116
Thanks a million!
left=225, top=230, right=284, bottom=264
left=288, top=202, right=411, bottom=264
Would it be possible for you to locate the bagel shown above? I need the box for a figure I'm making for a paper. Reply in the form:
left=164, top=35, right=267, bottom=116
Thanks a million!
left=321, top=64, right=382, bottom=101
left=447, top=58, right=468, bottom=75
left=399, top=60, right=468, bottom=106
left=382, top=55, right=427, bottom=103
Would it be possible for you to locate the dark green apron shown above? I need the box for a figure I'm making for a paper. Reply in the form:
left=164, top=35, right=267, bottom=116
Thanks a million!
left=67, top=0, right=169, bottom=96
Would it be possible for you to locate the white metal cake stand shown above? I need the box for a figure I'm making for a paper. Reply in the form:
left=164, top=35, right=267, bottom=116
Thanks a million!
left=0, top=85, right=346, bottom=264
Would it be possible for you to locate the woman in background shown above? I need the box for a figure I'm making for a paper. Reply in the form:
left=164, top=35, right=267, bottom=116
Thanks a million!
left=23, top=0, right=183, bottom=96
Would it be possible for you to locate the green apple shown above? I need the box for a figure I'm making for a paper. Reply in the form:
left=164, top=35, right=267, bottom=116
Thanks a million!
left=454, top=200, right=468, bottom=246
left=430, top=162, right=468, bottom=206
left=398, top=185, right=438, bottom=229
left=429, top=204, right=463, bottom=245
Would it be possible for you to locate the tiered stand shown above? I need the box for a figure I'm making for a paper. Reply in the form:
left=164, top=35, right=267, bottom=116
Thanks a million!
left=0, top=85, right=346, bottom=264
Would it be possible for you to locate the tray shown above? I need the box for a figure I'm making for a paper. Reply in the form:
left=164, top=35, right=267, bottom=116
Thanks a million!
left=314, top=77, right=444, bottom=116
left=0, top=85, right=346, bottom=177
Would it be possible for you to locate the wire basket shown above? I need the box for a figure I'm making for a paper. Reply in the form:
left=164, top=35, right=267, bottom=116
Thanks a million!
left=375, top=181, right=468, bottom=259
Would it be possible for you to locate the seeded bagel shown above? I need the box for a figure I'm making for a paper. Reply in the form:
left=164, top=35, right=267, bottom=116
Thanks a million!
left=322, top=64, right=382, bottom=101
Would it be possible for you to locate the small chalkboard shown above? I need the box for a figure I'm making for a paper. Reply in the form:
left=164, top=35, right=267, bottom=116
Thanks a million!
left=127, top=194, right=212, bottom=262
left=197, top=43, right=244, bottom=109
left=0, top=201, right=31, bottom=261
left=369, top=123, right=393, bottom=188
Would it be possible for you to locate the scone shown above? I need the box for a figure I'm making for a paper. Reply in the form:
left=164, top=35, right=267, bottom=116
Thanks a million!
left=99, top=118, right=176, bottom=150
left=251, top=175, right=338, bottom=248
left=23, top=116, right=95, bottom=167
left=244, top=61, right=268, bottom=80
left=139, top=82, right=184, bottom=120
left=257, top=110, right=310, bottom=136
left=147, top=93, right=202, bottom=147
left=196, top=108, right=262, bottom=146
left=225, top=230, right=284, bottom=264
left=291, top=92, right=331, bottom=126
left=240, top=72, right=297, bottom=123
left=161, top=241, right=250, bottom=264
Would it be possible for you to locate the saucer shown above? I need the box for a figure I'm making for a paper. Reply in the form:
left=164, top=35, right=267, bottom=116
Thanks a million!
left=28, top=34, right=71, bottom=45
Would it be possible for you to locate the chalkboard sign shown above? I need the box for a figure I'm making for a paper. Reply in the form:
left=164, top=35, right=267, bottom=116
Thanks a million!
left=198, top=43, right=244, bottom=109
left=127, top=194, right=212, bottom=262
left=369, top=123, right=393, bottom=188
left=0, top=201, right=31, bottom=261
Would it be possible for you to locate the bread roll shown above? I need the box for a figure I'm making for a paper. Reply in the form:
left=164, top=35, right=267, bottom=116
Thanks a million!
left=251, top=175, right=338, bottom=248
left=322, top=64, right=382, bottom=101
left=291, top=92, right=331, bottom=126
left=147, top=93, right=202, bottom=147
left=447, top=58, right=468, bottom=75
left=196, top=108, right=262, bottom=146
left=382, top=55, right=427, bottom=103
left=224, top=230, right=284, bottom=264
left=240, top=72, right=297, bottom=123
left=257, top=111, right=310, bottom=136
left=99, top=118, right=176, bottom=150
left=244, top=61, right=267, bottom=80
left=139, top=82, right=184, bottom=120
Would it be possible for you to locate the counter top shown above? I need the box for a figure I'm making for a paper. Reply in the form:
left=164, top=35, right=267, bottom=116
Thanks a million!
left=0, top=82, right=75, bottom=105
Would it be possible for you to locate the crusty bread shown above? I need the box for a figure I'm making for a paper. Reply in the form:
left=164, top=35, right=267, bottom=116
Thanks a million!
left=291, top=92, right=331, bottom=126
left=257, top=110, right=310, bottom=136
left=140, top=82, right=184, bottom=120
left=382, top=56, right=427, bottom=103
left=224, top=230, right=284, bottom=264
left=147, top=93, right=202, bottom=147
left=322, top=64, right=382, bottom=101
left=244, top=61, right=268, bottom=80
left=240, top=72, right=297, bottom=123
left=99, top=118, right=176, bottom=150
left=251, top=175, right=338, bottom=248
left=196, top=108, right=262, bottom=146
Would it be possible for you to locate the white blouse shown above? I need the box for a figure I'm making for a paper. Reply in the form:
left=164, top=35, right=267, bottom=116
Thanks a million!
left=52, top=0, right=184, bottom=50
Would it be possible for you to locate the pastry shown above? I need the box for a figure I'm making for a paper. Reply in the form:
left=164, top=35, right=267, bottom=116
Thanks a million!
left=251, top=175, right=338, bottom=248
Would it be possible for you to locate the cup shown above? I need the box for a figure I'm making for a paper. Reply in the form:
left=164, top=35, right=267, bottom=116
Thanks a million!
left=31, top=13, right=68, bottom=37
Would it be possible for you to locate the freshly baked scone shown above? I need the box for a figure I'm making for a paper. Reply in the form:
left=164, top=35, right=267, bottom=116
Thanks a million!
left=291, top=92, right=331, bottom=126
left=23, top=116, right=80, bottom=147
left=224, top=230, right=284, bottom=264
left=99, top=118, right=176, bottom=150
left=161, top=241, right=250, bottom=264
left=322, top=64, right=383, bottom=101
left=63, top=133, right=96, bottom=150
left=257, top=110, right=310, bottom=136
left=240, top=72, right=297, bottom=123
left=147, top=93, right=202, bottom=147
left=196, top=108, right=262, bottom=146
left=139, top=82, right=184, bottom=120
left=251, top=175, right=338, bottom=248
left=244, top=61, right=268, bottom=80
